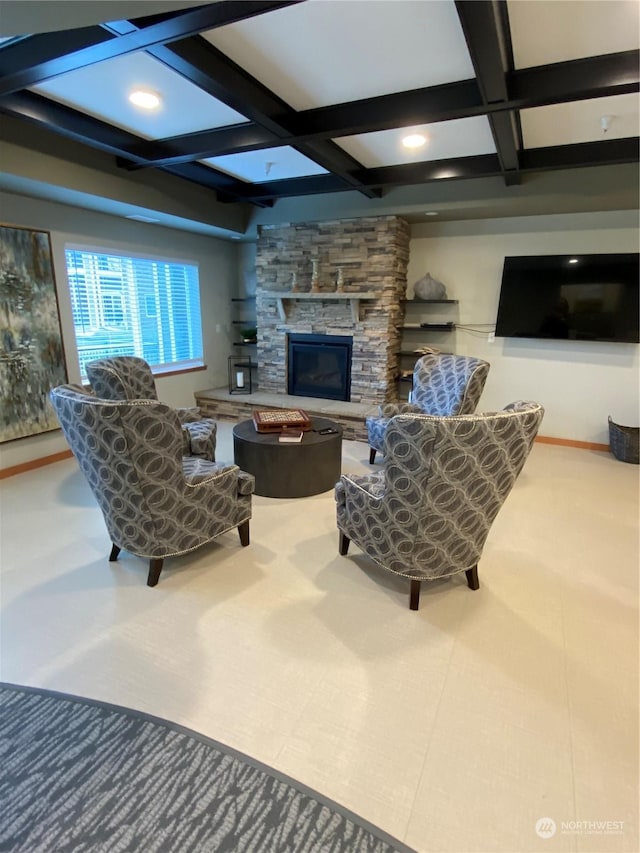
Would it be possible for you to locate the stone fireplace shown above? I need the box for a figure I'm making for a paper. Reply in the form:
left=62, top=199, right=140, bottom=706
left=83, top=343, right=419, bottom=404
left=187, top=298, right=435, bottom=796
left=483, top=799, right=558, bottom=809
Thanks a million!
left=255, top=215, right=410, bottom=406
left=288, top=333, right=352, bottom=401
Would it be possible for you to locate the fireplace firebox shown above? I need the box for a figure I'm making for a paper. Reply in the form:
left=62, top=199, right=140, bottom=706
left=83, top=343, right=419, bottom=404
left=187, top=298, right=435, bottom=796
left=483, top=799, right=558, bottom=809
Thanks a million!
left=287, top=333, right=352, bottom=401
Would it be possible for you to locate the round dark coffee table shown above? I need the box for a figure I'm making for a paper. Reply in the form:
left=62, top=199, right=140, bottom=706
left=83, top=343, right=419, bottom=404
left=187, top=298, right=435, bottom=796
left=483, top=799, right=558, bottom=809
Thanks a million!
left=233, top=417, right=343, bottom=498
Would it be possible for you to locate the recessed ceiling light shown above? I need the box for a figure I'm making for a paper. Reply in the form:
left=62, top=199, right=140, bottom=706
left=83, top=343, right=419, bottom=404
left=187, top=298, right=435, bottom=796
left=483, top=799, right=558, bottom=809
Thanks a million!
left=402, top=133, right=427, bottom=149
left=129, top=89, right=161, bottom=110
left=568, top=258, right=579, bottom=264
left=424, top=211, right=438, bottom=216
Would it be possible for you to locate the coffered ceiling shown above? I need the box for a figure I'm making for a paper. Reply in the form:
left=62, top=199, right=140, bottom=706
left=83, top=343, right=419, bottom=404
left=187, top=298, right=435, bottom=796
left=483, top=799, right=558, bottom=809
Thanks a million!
left=0, top=0, right=638, bottom=213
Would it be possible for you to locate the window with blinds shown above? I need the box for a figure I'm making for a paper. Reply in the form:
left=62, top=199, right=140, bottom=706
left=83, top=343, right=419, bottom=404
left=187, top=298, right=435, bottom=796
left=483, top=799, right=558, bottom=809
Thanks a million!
left=65, top=247, right=204, bottom=379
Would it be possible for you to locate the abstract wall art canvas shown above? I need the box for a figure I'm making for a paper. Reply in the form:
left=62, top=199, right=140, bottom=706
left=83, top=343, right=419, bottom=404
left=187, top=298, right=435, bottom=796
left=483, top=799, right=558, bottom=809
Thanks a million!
left=0, top=224, right=68, bottom=442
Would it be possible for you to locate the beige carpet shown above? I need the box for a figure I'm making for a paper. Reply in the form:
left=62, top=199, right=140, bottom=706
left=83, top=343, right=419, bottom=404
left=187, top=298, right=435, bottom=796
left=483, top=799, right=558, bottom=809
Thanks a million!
left=0, top=425, right=638, bottom=852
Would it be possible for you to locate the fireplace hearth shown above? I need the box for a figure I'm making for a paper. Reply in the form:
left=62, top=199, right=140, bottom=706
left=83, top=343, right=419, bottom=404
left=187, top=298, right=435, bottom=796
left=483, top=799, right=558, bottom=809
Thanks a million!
left=288, top=333, right=352, bottom=402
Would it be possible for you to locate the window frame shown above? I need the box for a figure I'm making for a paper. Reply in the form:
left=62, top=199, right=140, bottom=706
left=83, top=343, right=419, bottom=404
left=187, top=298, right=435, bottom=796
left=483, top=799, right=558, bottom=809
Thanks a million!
left=64, top=243, right=205, bottom=380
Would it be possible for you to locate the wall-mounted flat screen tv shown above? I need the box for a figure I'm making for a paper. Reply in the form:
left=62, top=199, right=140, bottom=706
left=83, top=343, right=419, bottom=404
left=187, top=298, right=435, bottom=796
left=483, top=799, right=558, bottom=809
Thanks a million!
left=495, top=253, right=639, bottom=343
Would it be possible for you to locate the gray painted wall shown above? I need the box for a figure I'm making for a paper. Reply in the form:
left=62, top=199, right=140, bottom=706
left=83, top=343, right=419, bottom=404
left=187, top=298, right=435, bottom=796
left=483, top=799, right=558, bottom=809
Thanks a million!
left=408, top=211, right=639, bottom=444
left=0, top=190, right=238, bottom=470
left=247, top=164, right=640, bottom=235
left=0, top=117, right=250, bottom=239
left=1, top=194, right=638, bottom=470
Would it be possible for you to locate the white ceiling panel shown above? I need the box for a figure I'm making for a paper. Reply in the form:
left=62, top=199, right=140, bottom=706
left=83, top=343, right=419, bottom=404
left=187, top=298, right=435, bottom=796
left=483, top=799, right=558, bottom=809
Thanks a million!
left=202, top=147, right=329, bottom=183
left=202, top=0, right=475, bottom=111
left=30, top=52, right=249, bottom=140
left=336, top=116, right=496, bottom=169
left=4, top=0, right=638, bottom=209
left=508, top=0, right=640, bottom=69
left=521, top=93, right=640, bottom=149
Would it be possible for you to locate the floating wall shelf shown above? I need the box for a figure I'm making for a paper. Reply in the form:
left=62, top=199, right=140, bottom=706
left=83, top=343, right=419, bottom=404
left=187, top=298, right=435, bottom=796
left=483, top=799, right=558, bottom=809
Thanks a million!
left=401, top=323, right=455, bottom=331
left=263, top=291, right=379, bottom=323
left=400, top=299, right=459, bottom=304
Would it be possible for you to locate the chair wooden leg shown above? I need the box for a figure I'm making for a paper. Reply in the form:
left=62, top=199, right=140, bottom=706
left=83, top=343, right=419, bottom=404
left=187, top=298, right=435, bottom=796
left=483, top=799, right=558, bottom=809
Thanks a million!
left=147, top=558, right=163, bottom=587
left=465, top=565, right=479, bottom=590
left=369, top=447, right=377, bottom=464
left=339, top=532, right=350, bottom=555
left=409, top=579, right=421, bottom=610
left=109, top=544, right=121, bottom=562
left=238, top=520, right=250, bottom=547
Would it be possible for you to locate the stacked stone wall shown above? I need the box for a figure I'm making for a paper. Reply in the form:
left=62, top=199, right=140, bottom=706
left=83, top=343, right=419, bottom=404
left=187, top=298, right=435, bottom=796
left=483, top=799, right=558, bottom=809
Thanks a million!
left=255, top=216, right=409, bottom=405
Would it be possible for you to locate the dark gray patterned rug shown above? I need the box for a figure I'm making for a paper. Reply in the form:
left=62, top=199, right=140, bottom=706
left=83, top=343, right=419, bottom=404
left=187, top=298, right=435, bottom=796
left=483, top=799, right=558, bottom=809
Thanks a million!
left=0, top=683, right=415, bottom=853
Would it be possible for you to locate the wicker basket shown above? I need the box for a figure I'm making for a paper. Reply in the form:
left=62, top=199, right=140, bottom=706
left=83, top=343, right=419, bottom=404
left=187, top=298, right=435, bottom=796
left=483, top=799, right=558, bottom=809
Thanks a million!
left=608, top=416, right=639, bottom=464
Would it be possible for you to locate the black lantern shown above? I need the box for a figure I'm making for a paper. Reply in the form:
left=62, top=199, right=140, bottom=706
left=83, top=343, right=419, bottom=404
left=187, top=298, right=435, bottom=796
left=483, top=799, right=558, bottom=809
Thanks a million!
left=228, top=355, right=252, bottom=394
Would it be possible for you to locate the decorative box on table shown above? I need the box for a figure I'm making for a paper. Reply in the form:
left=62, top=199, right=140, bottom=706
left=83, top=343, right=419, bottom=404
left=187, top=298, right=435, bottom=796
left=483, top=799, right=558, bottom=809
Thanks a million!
left=252, top=409, right=312, bottom=433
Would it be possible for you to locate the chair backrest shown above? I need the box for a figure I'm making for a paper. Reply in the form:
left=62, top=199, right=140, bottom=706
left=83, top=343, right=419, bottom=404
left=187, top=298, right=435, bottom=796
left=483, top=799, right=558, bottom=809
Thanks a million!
left=381, top=401, right=544, bottom=576
left=411, top=353, right=490, bottom=416
left=86, top=356, right=158, bottom=402
left=50, top=384, right=185, bottom=556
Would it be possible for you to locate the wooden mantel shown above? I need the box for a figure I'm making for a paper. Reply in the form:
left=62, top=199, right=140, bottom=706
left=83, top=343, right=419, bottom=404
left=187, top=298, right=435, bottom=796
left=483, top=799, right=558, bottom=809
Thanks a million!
left=262, top=291, right=379, bottom=322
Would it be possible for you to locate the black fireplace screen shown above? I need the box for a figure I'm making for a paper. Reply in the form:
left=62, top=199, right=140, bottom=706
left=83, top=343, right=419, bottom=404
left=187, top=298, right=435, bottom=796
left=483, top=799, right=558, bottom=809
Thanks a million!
left=287, top=333, right=352, bottom=402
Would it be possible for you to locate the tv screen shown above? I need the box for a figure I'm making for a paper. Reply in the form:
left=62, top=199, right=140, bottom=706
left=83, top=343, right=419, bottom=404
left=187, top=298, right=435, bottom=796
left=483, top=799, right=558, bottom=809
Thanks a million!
left=495, top=253, right=639, bottom=343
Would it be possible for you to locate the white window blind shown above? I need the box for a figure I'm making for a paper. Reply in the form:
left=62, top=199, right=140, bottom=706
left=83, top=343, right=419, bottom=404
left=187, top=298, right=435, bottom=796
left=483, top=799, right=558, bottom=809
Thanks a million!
left=65, top=247, right=203, bottom=379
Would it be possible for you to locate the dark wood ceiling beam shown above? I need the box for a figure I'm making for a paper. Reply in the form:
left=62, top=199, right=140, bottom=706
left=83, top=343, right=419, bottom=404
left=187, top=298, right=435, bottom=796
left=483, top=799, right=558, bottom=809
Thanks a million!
left=239, top=137, right=638, bottom=201
left=0, top=91, right=150, bottom=161
left=288, top=51, right=639, bottom=137
left=120, top=46, right=640, bottom=169
left=520, top=138, right=640, bottom=172
left=510, top=50, right=640, bottom=107
left=456, top=2, right=510, bottom=102
left=353, top=154, right=503, bottom=189
left=148, top=39, right=293, bottom=135
left=0, top=27, right=113, bottom=83
left=0, top=88, right=362, bottom=203
left=0, top=1, right=301, bottom=97
left=3, top=87, right=636, bottom=203
left=119, top=79, right=484, bottom=167
left=146, top=37, right=380, bottom=198
left=287, top=79, right=485, bottom=138
left=294, top=139, right=382, bottom=198
left=121, top=125, right=282, bottom=169
left=455, top=0, right=521, bottom=179
left=0, top=91, right=257, bottom=204
left=240, top=154, right=502, bottom=201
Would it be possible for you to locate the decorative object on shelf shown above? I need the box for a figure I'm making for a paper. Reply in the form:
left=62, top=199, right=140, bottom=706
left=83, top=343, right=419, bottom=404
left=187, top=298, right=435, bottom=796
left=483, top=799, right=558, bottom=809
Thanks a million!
left=413, top=272, right=448, bottom=301
left=335, top=267, right=344, bottom=292
left=291, top=271, right=300, bottom=293
left=228, top=355, right=252, bottom=394
left=240, top=326, right=257, bottom=344
left=0, top=224, right=68, bottom=442
left=310, top=259, right=320, bottom=292
left=413, top=346, right=441, bottom=355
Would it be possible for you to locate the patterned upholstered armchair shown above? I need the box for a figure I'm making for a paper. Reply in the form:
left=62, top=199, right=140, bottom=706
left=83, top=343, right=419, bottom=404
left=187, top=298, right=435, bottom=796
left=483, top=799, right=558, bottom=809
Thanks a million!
left=366, top=353, right=490, bottom=463
left=86, top=356, right=217, bottom=461
left=337, top=402, right=544, bottom=610
left=50, top=385, right=254, bottom=587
